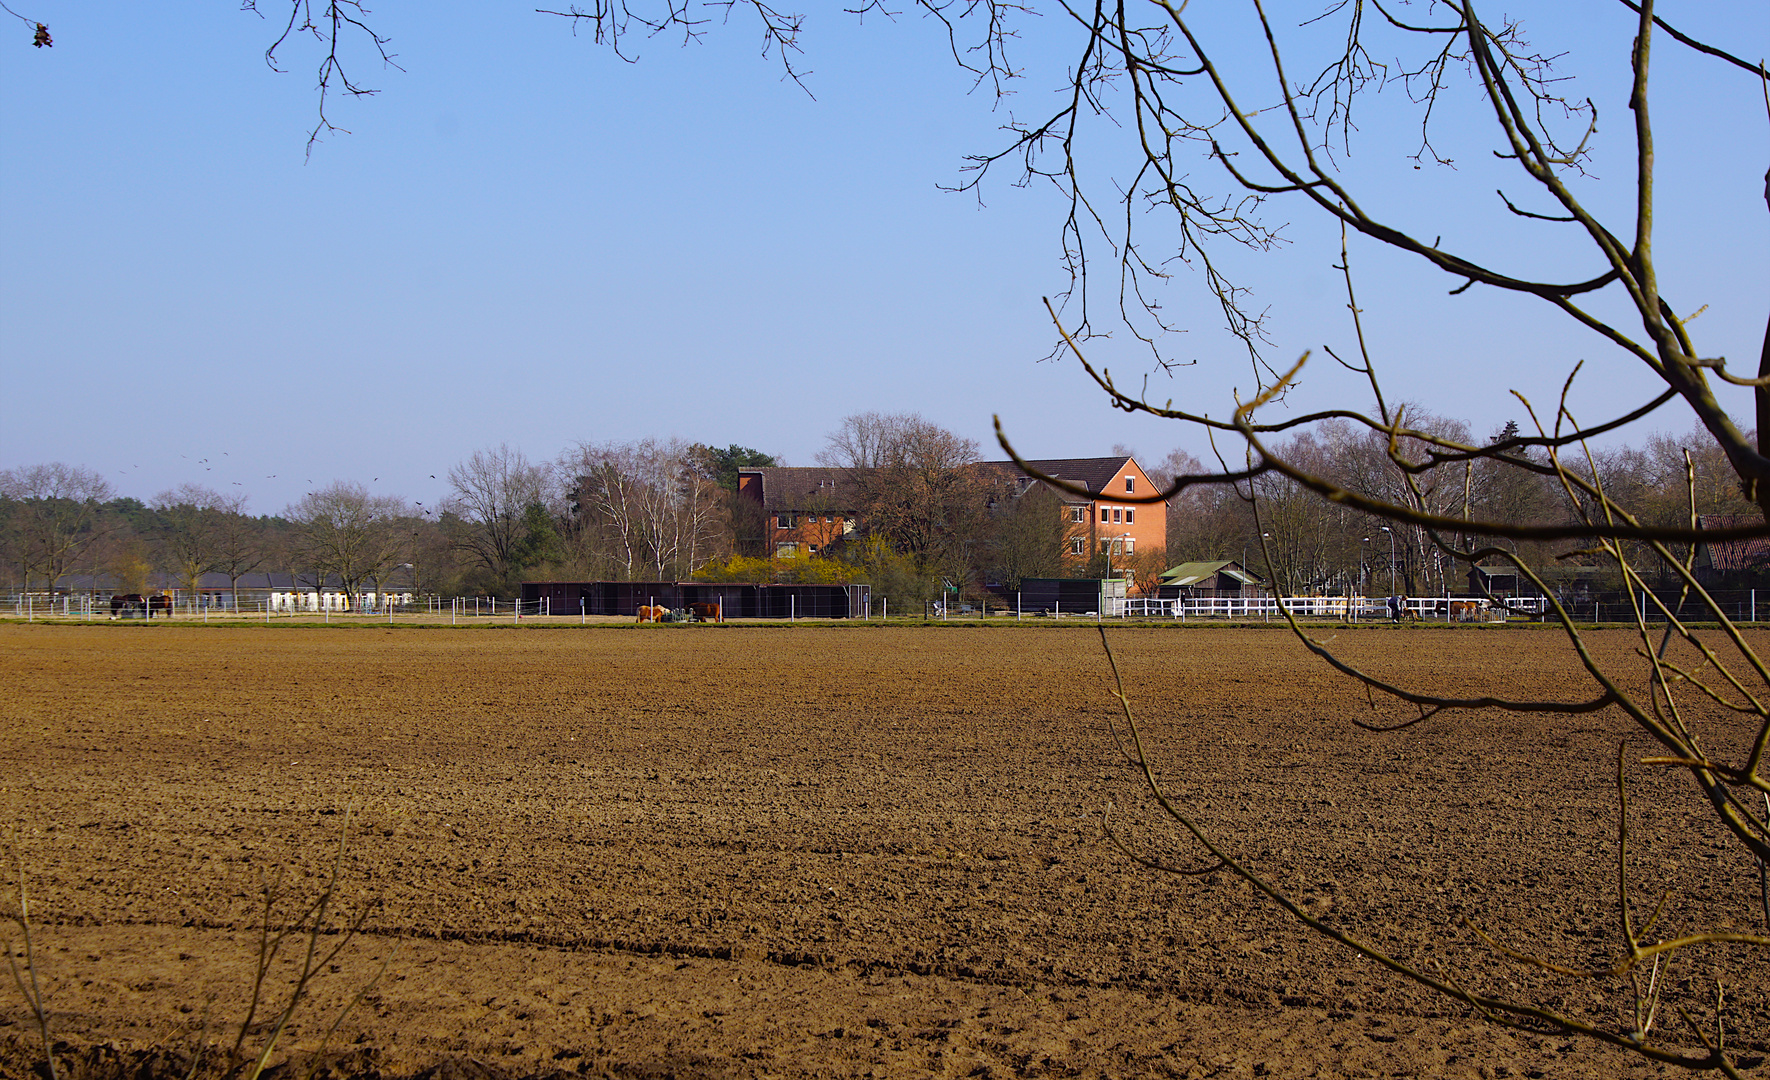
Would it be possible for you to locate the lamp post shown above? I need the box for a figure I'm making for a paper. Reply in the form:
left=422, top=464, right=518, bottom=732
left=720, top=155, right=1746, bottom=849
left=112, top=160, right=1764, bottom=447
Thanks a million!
left=1104, top=533, right=1132, bottom=579
left=1360, top=536, right=1370, bottom=596
left=1380, top=525, right=1396, bottom=597
left=1242, top=531, right=1271, bottom=584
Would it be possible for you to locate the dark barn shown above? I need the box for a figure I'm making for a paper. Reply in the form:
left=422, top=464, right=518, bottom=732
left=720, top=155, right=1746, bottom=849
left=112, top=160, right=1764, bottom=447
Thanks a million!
left=521, top=581, right=870, bottom=619
left=1016, top=578, right=1108, bottom=614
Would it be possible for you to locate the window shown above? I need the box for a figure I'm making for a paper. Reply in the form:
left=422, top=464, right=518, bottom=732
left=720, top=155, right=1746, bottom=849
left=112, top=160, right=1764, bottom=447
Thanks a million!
left=1126, top=476, right=1135, bottom=494
left=1126, top=508, right=1134, bottom=524
left=1070, top=506, right=1085, bottom=523
left=1112, top=508, right=1122, bottom=523
left=777, top=514, right=796, bottom=529
left=1123, top=538, right=1134, bottom=553
left=825, top=514, right=834, bottom=523
left=1070, top=537, right=1084, bottom=555
left=1100, top=508, right=1109, bottom=523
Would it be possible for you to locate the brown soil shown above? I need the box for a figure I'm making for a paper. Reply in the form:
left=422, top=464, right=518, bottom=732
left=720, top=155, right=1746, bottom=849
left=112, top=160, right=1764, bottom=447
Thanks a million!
left=0, top=621, right=1763, bottom=1079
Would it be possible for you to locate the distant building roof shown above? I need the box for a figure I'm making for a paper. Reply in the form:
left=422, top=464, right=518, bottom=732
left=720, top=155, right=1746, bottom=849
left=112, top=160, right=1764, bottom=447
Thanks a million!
left=1159, top=560, right=1262, bottom=587
left=1697, top=513, right=1770, bottom=572
left=742, top=455, right=1145, bottom=513
left=738, top=467, right=864, bottom=513
left=977, top=456, right=1136, bottom=498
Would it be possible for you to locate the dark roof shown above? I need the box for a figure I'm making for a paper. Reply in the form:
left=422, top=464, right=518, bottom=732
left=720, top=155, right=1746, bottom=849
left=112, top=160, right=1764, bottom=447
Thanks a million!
left=978, top=456, right=1136, bottom=497
left=744, top=456, right=1141, bottom=511
left=740, top=467, right=865, bottom=513
left=1697, top=513, right=1770, bottom=571
left=51, top=569, right=415, bottom=591
left=1160, top=560, right=1262, bottom=587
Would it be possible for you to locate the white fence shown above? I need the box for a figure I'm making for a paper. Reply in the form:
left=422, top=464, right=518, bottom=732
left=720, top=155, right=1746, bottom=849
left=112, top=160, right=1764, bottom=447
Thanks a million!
left=1111, top=595, right=1550, bottom=621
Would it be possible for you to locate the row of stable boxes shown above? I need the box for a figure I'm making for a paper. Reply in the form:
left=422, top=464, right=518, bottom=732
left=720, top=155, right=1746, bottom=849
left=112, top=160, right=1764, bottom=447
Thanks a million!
left=266, top=591, right=415, bottom=612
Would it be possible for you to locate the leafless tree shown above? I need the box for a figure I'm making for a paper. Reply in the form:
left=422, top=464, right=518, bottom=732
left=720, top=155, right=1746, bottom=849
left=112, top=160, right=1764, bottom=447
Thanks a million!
left=985, top=482, right=1068, bottom=592
left=0, top=463, right=114, bottom=592
left=979, top=4, right=1770, bottom=1070
left=208, top=494, right=269, bottom=611
left=151, top=484, right=234, bottom=609
left=445, top=444, right=554, bottom=591
left=818, top=412, right=992, bottom=582
left=562, top=439, right=728, bottom=581
left=285, top=481, right=408, bottom=607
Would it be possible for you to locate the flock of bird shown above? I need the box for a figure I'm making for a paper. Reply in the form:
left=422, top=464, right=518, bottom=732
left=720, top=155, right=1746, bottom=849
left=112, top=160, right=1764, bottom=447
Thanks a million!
left=108, top=450, right=445, bottom=507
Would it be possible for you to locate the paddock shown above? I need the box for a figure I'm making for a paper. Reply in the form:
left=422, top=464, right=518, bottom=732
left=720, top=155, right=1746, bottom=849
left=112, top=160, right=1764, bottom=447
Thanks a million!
left=520, top=580, right=871, bottom=619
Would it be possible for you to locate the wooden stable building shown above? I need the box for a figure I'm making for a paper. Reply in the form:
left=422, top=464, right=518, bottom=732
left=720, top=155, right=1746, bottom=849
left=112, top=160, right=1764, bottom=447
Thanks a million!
left=521, top=581, right=871, bottom=619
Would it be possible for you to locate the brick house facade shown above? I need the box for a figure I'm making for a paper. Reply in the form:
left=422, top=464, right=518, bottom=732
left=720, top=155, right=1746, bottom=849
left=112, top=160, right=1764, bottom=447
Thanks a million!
left=738, top=455, right=1165, bottom=566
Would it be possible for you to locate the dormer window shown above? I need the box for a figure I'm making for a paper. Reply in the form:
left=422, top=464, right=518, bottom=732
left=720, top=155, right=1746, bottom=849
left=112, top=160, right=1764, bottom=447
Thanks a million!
left=1126, top=476, right=1135, bottom=494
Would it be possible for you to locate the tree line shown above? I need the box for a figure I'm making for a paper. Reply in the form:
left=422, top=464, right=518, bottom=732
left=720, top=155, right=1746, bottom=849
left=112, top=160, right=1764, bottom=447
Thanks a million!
left=2, top=413, right=1759, bottom=608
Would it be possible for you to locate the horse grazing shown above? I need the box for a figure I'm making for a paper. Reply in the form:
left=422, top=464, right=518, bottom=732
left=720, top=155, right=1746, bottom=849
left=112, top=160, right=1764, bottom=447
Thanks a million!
left=148, top=593, right=173, bottom=618
left=636, top=605, right=668, bottom=623
left=689, top=602, right=722, bottom=623
left=110, top=594, right=143, bottom=618
left=1449, top=600, right=1478, bottom=622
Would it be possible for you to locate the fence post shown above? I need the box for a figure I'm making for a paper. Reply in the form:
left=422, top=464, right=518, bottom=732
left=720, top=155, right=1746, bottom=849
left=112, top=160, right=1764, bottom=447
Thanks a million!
left=1017, top=592, right=1021, bottom=622
left=1753, top=589, right=1757, bottom=623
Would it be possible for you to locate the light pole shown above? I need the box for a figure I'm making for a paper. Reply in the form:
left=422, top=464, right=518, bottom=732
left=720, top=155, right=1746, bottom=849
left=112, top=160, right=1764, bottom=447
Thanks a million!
left=1243, top=532, right=1271, bottom=586
left=1104, top=533, right=1132, bottom=579
left=1360, top=536, right=1370, bottom=596
left=1242, top=532, right=1270, bottom=574
left=1380, top=526, right=1396, bottom=597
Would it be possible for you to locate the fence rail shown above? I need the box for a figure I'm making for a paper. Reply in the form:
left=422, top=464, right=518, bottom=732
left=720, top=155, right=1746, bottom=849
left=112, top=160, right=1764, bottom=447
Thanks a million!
left=5, top=590, right=1766, bottom=624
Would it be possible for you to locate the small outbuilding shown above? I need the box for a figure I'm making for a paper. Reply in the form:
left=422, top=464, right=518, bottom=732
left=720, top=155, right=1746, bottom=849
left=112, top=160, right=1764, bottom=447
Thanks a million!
left=1156, top=561, right=1264, bottom=599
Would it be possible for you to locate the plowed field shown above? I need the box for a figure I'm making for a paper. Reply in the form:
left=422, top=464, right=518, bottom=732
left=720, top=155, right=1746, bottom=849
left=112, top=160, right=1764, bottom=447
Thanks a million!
left=0, top=621, right=1764, bottom=1078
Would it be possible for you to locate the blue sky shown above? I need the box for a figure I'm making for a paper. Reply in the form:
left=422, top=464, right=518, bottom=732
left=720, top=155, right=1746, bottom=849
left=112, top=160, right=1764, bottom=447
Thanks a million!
left=3, top=2, right=1766, bottom=513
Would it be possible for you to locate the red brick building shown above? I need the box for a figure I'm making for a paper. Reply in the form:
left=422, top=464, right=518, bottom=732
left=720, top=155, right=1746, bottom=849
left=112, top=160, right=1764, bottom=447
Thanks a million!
left=736, top=467, right=864, bottom=557
left=985, top=456, right=1166, bottom=567
left=738, top=455, right=1165, bottom=565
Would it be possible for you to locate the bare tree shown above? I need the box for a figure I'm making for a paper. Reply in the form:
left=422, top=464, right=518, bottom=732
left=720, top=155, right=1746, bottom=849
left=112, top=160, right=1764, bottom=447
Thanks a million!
left=0, top=463, right=113, bottom=592
left=152, top=484, right=232, bottom=609
left=562, top=439, right=728, bottom=581
left=285, top=482, right=408, bottom=608
left=445, top=444, right=554, bottom=592
left=985, top=482, right=1068, bottom=592
left=818, top=412, right=991, bottom=581
left=982, top=4, right=1770, bottom=1070
left=208, top=494, right=269, bottom=611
